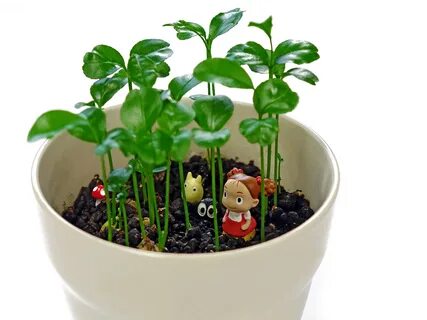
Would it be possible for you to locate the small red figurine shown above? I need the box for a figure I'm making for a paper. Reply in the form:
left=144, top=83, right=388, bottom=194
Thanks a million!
left=222, top=168, right=276, bottom=241
left=92, top=184, right=106, bottom=206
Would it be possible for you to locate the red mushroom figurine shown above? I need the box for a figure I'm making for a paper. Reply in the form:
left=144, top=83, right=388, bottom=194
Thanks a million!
left=92, top=184, right=106, bottom=206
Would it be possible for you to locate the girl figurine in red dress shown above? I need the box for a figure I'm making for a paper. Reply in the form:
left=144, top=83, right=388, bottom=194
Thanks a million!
left=222, top=168, right=276, bottom=241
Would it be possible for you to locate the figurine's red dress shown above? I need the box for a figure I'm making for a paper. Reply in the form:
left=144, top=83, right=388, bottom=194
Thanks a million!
left=222, top=209, right=257, bottom=238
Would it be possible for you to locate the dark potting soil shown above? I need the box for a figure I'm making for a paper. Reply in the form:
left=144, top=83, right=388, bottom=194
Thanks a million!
left=61, top=156, right=315, bottom=253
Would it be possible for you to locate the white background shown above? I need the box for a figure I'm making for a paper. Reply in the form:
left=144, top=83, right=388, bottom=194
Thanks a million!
left=1, top=0, right=426, bottom=319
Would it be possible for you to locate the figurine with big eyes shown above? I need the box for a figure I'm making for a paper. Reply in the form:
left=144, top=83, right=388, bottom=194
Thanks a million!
left=197, top=198, right=215, bottom=219
left=222, top=168, right=276, bottom=241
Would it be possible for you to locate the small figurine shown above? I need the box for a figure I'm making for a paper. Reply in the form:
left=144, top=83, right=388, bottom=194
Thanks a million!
left=197, top=198, right=215, bottom=219
left=222, top=168, right=276, bottom=241
left=184, top=172, right=204, bottom=204
left=91, top=184, right=105, bottom=207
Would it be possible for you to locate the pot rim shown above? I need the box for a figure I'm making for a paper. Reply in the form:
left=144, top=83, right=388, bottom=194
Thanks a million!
left=31, top=101, right=340, bottom=259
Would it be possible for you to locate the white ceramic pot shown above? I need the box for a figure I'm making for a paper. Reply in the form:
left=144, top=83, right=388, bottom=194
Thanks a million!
left=31, top=101, right=339, bottom=320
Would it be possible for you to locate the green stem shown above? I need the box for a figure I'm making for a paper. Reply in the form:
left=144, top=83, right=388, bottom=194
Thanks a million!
left=120, top=199, right=129, bottom=247
left=268, top=36, right=274, bottom=79
left=107, top=151, right=117, bottom=227
left=148, top=173, right=162, bottom=243
left=273, top=115, right=280, bottom=207
left=178, top=161, right=191, bottom=230
left=132, top=170, right=146, bottom=238
left=145, top=170, right=155, bottom=225
left=267, top=140, right=272, bottom=178
left=217, top=147, right=224, bottom=202
left=107, top=151, right=114, bottom=172
left=141, top=172, right=148, bottom=206
left=159, top=160, right=171, bottom=251
left=260, top=146, right=266, bottom=242
left=111, top=192, right=117, bottom=226
left=210, top=148, right=220, bottom=251
left=266, top=35, right=274, bottom=180
left=100, top=156, right=113, bottom=242
left=128, top=78, right=133, bottom=91
left=206, top=46, right=216, bottom=96
left=207, top=148, right=212, bottom=165
left=118, top=202, right=123, bottom=230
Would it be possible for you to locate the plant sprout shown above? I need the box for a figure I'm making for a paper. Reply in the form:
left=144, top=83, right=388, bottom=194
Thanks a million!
left=227, top=16, right=319, bottom=206
left=165, top=8, right=243, bottom=95
left=191, top=58, right=254, bottom=250
left=27, top=107, right=117, bottom=241
left=159, top=74, right=200, bottom=231
left=108, top=166, right=134, bottom=246
left=28, top=9, right=320, bottom=252
left=165, top=9, right=244, bottom=201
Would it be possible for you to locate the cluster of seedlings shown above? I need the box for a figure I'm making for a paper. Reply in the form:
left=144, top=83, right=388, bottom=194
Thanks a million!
left=28, top=8, right=319, bottom=253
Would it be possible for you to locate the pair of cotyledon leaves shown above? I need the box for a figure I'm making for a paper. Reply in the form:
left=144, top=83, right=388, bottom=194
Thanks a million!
left=227, top=16, right=319, bottom=85
left=79, top=39, right=173, bottom=108
left=164, top=8, right=244, bottom=47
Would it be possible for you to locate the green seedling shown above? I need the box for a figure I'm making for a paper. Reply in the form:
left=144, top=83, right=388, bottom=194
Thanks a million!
left=190, top=94, right=234, bottom=251
left=28, top=107, right=118, bottom=241
left=28, top=10, right=319, bottom=253
left=165, top=8, right=243, bottom=95
left=108, top=166, right=134, bottom=246
left=158, top=74, right=200, bottom=231
left=79, top=40, right=172, bottom=107
left=227, top=16, right=319, bottom=207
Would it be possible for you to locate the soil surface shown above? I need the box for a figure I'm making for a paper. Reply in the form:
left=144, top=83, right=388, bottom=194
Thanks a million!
left=61, top=156, right=315, bottom=253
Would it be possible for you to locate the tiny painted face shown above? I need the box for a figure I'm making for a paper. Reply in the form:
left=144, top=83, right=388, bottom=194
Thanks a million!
left=222, top=179, right=259, bottom=213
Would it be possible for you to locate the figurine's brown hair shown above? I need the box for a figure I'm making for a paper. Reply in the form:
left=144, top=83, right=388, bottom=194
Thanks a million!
left=226, top=168, right=276, bottom=199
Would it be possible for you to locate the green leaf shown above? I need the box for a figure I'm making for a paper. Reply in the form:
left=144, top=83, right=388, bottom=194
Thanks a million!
left=193, top=95, right=234, bottom=132
left=121, top=88, right=163, bottom=133
left=137, top=130, right=172, bottom=167
left=177, top=32, right=194, bottom=40
left=209, top=8, right=243, bottom=41
left=239, top=118, right=278, bottom=146
left=164, top=20, right=206, bottom=40
left=156, top=62, right=170, bottom=77
left=253, top=79, right=299, bottom=115
left=274, top=40, right=319, bottom=65
left=82, top=45, right=125, bottom=79
left=194, top=58, right=253, bottom=89
left=108, top=166, right=133, bottom=192
left=158, top=101, right=195, bottom=134
left=128, top=158, right=144, bottom=173
left=130, top=39, right=173, bottom=64
left=283, top=68, right=319, bottom=85
left=227, top=41, right=269, bottom=68
left=248, top=16, right=273, bottom=39
left=192, top=128, right=230, bottom=148
left=171, top=129, right=192, bottom=162
left=249, top=64, right=270, bottom=74
left=27, top=110, right=83, bottom=142
left=95, top=128, right=137, bottom=157
left=90, top=71, right=128, bottom=107
left=128, top=55, right=170, bottom=88
left=168, top=74, right=201, bottom=101
left=68, top=107, right=106, bottom=144
left=74, top=101, right=95, bottom=109
left=272, top=64, right=285, bottom=78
